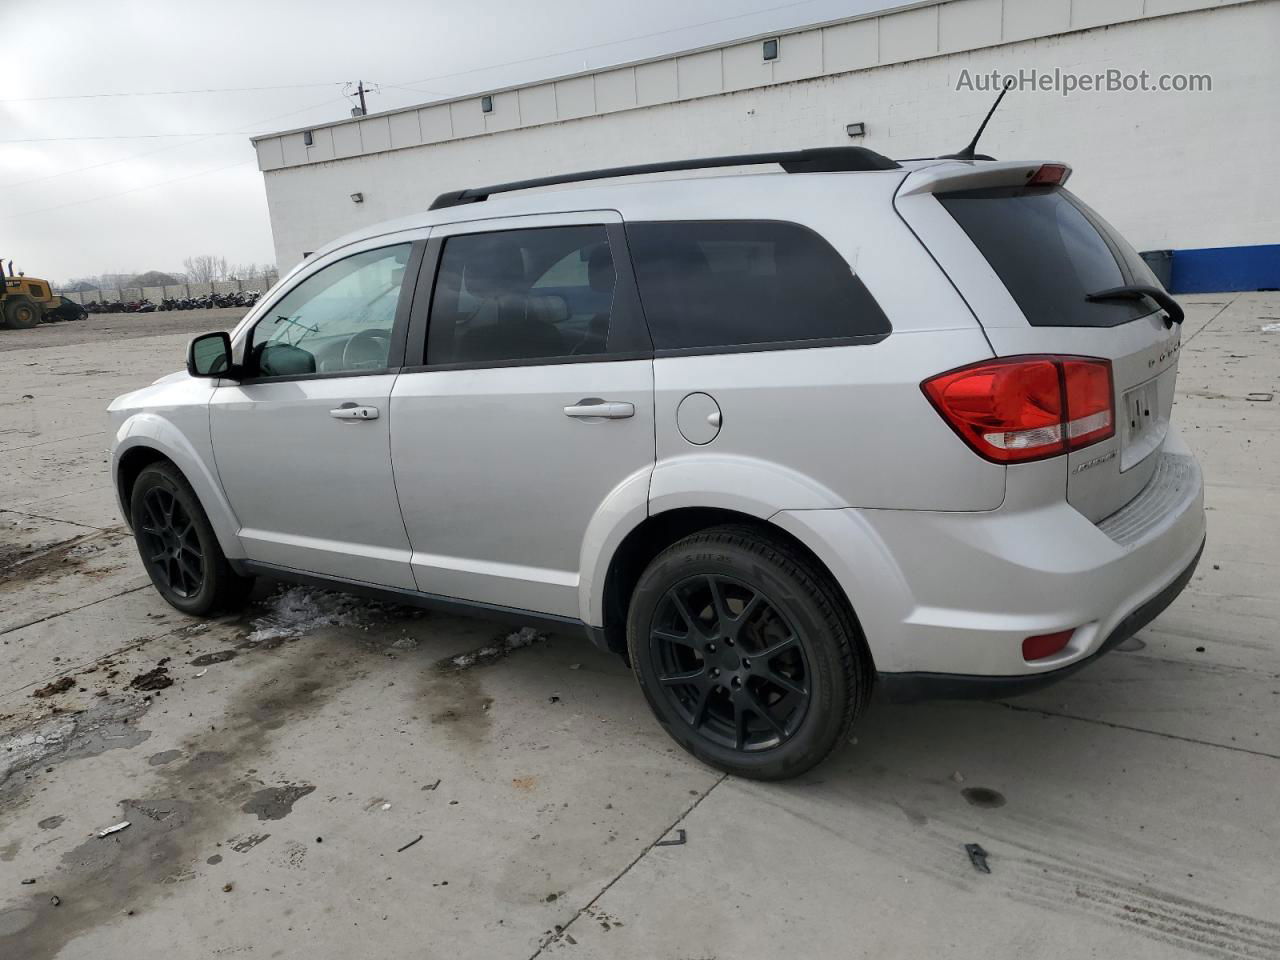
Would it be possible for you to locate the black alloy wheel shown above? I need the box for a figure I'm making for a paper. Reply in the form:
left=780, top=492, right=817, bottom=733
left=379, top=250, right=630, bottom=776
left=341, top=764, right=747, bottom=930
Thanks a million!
left=627, top=525, right=871, bottom=780
left=137, top=485, right=205, bottom=598
left=129, top=461, right=253, bottom=616
left=649, top=574, right=811, bottom=752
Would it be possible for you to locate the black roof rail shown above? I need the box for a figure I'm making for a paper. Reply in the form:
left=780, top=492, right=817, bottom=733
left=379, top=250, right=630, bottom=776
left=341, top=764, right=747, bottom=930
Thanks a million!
left=428, top=146, right=901, bottom=210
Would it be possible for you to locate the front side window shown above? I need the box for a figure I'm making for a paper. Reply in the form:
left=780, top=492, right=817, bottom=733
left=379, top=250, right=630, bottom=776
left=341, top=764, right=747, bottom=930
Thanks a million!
left=249, top=244, right=411, bottom=377
left=625, top=220, right=890, bottom=351
left=426, top=225, right=618, bottom=365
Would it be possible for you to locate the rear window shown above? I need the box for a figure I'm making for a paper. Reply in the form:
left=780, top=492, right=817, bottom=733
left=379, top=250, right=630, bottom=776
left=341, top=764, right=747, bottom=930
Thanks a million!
left=938, top=185, right=1159, bottom=328
left=625, top=220, right=890, bottom=352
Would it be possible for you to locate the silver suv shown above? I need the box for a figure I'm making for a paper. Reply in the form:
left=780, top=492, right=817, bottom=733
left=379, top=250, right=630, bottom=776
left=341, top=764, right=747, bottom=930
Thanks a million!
left=109, top=147, right=1205, bottom=780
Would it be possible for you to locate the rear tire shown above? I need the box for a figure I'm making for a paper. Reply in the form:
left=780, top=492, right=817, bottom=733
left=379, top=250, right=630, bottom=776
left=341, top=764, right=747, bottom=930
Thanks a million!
left=130, top=462, right=253, bottom=616
left=4, top=296, right=40, bottom=329
left=627, top=525, right=871, bottom=780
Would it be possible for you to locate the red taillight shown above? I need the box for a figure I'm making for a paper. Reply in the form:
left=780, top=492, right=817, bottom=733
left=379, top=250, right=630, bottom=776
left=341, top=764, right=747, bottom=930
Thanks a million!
left=922, top=356, right=1114, bottom=464
left=1061, top=359, right=1114, bottom=449
left=1027, top=163, right=1068, bottom=186
left=1022, top=629, right=1074, bottom=661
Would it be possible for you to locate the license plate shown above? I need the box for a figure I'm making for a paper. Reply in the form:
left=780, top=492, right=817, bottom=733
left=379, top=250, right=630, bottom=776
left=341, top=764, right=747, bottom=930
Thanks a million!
left=1122, top=379, right=1160, bottom=451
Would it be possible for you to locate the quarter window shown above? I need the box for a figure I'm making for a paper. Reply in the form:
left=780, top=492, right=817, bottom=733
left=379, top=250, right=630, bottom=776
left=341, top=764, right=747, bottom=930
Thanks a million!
left=625, top=220, right=890, bottom=351
left=426, top=226, right=619, bottom=365
left=249, top=244, right=411, bottom=377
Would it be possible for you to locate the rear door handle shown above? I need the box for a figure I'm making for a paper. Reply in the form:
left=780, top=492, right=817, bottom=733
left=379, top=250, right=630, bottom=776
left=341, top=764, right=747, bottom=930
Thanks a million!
left=563, top=399, right=635, bottom=420
left=330, top=404, right=380, bottom=421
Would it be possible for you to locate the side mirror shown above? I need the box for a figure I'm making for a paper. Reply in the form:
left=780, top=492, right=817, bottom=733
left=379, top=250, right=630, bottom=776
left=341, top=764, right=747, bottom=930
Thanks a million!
left=187, top=331, right=236, bottom=378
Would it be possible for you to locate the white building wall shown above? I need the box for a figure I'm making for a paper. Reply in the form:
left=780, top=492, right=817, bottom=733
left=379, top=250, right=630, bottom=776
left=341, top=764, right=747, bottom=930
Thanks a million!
left=258, top=0, right=1278, bottom=270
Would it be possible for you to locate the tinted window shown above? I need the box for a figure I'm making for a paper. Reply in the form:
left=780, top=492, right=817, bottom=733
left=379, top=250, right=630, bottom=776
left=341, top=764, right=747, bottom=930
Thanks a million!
left=938, top=185, right=1159, bottom=328
left=426, top=226, right=618, bottom=365
left=249, top=244, right=410, bottom=377
left=625, top=220, right=889, bottom=351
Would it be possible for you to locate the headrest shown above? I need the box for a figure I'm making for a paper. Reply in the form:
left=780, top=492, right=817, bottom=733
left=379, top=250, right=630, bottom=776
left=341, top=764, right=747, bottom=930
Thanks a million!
left=463, top=241, right=526, bottom=299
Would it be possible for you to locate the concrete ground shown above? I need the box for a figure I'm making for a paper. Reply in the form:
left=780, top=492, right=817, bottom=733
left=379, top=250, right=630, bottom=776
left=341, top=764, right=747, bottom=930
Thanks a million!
left=1, top=298, right=1278, bottom=959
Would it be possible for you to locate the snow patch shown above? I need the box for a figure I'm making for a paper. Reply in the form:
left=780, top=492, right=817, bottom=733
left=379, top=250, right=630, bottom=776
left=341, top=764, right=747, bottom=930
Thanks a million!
left=447, top=627, right=544, bottom=670
left=245, top=585, right=404, bottom=643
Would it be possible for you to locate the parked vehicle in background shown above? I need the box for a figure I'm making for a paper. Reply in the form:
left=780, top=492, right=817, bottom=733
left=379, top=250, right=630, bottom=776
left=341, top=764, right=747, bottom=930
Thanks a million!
left=108, top=147, right=1205, bottom=779
left=74, top=291, right=262, bottom=315
left=42, top=297, right=89, bottom=323
left=1, top=260, right=70, bottom=328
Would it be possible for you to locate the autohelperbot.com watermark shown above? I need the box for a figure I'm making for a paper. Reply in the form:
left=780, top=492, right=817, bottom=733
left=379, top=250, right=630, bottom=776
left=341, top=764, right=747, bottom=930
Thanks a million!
left=957, top=67, right=1212, bottom=96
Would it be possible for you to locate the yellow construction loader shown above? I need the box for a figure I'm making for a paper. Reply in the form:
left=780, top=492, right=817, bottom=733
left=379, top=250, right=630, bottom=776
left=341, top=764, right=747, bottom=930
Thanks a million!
left=1, top=260, right=86, bottom=328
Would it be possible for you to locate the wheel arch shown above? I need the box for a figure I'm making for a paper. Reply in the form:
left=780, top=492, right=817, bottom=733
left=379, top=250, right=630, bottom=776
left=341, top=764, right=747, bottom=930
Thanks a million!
left=112, top=416, right=245, bottom=560
left=593, top=506, right=873, bottom=668
left=116, top=445, right=171, bottom=518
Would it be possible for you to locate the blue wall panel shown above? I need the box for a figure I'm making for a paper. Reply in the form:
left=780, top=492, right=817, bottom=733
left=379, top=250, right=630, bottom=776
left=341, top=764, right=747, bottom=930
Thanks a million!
left=1169, top=244, right=1280, bottom=294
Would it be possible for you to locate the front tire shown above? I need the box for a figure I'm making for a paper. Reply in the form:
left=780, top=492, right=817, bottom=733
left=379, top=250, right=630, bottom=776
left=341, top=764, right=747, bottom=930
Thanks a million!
left=130, top=462, right=252, bottom=616
left=4, top=296, right=40, bottom=329
left=627, top=525, right=871, bottom=780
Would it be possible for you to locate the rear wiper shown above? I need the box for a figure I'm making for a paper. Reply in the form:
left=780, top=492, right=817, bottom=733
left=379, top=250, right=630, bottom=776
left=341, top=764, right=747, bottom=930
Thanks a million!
left=1085, top=284, right=1184, bottom=328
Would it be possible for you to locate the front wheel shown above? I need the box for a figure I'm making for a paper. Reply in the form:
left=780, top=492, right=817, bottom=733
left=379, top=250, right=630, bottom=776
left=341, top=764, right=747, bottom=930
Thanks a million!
left=627, top=526, right=871, bottom=780
left=4, top=296, right=40, bottom=329
left=130, top=462, right=252, bottom=616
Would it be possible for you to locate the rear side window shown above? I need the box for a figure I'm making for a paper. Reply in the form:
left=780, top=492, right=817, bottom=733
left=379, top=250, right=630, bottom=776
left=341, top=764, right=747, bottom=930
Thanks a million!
left=427, top=225, right=621, bottom=365
left=938, top=185, right=1159, bottom=328
left=625, top=220, right=890, bottom=352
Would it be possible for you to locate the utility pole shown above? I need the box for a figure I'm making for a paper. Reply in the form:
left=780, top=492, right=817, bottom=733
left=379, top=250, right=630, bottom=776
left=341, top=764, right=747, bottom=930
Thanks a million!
left=352, top=80, right=367, bottom=117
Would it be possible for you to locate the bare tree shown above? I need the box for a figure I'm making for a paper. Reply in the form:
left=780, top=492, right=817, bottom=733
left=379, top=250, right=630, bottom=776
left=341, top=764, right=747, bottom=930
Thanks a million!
left=182, top=255, right=229, bottom=284
left=229, top=262, right=264, bottom=282
left=229, top=262, right=279, bottom=289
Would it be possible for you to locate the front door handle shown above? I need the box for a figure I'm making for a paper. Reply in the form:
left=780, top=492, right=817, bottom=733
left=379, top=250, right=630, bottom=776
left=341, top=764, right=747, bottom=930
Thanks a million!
left=330, top=404, right=379, bottom=421
left=563, top=398, right=635, bottom=420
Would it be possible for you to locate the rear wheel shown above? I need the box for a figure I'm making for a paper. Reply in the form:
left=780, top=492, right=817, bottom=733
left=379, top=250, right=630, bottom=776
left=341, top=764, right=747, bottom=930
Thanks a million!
left=130, top=462, right=252, bottom=616
left=627, top=525, right=871, bottom=780
left=4, top=296, right=40, bottom=329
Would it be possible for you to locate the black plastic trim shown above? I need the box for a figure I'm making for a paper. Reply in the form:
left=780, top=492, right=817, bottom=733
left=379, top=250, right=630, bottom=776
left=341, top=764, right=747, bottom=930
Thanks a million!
left=653, top=333, right=890, bottom=359
left=429, top=147, right=901, bottom=209
left=400, top=350, right=653, bottom=375
left=876, top=537, right=1204, bottom=704
left=403, top=236, right=442, bottom=370
left=232, top=559, right=590, bottom=639
left=214, top=367, right=397, bottom=386
left=584, top=625, right=612, bottom=653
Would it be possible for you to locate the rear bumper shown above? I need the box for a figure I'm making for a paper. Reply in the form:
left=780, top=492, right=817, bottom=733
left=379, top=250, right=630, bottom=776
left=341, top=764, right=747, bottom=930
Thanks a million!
left=876, top=536, right=1203, bottom=702
left=772, top=427, right=1206, bottom=693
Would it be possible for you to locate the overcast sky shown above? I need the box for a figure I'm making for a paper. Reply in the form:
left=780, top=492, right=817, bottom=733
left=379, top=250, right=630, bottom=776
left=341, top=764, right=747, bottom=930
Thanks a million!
left=4, top=0, right=900, bottom=283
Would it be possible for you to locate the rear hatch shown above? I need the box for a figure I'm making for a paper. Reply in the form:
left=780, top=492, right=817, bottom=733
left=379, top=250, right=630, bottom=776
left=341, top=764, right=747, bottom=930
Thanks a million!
left=896, top=161, right=1183, bottom=521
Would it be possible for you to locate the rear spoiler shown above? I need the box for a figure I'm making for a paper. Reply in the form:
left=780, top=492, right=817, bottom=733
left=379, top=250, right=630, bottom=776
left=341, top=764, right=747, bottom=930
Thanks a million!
left=897, top=161, right=1072, bottom=198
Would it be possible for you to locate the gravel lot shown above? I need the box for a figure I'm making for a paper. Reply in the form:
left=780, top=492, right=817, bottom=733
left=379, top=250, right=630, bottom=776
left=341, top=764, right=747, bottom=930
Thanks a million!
left=0, top=308, right=246, bottom=354
left=1, top=295, right=1278, bottom=959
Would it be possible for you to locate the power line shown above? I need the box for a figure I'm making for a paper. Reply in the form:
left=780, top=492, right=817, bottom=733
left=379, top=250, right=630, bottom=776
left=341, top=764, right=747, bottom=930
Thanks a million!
left=389, top=0, right=833, bottom=94
left=0, top=81, right=346, bottom=103
left=8, top=95, right=352, bottom=189
left=9, top=95, right=352, bottom=189
left=5, top=83, right=389, bottom=142
left=9, top=1, right=835, bottom=145
left=1, top=159, right=256, bottom=221
left=5, top=132, right=261, bottom=143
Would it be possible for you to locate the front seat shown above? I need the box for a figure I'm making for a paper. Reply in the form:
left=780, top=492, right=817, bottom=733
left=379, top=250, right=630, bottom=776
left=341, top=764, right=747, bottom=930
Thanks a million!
left=458, top=249, right=565, bottom=362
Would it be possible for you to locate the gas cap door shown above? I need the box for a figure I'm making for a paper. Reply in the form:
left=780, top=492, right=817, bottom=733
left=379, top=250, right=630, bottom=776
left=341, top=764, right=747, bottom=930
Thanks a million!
left=676, top=392, right=722, bottom=445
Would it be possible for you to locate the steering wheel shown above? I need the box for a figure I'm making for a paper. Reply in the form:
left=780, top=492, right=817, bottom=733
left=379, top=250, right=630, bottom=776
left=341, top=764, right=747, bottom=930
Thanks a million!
left=341, top=328, right=390, bottom=369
